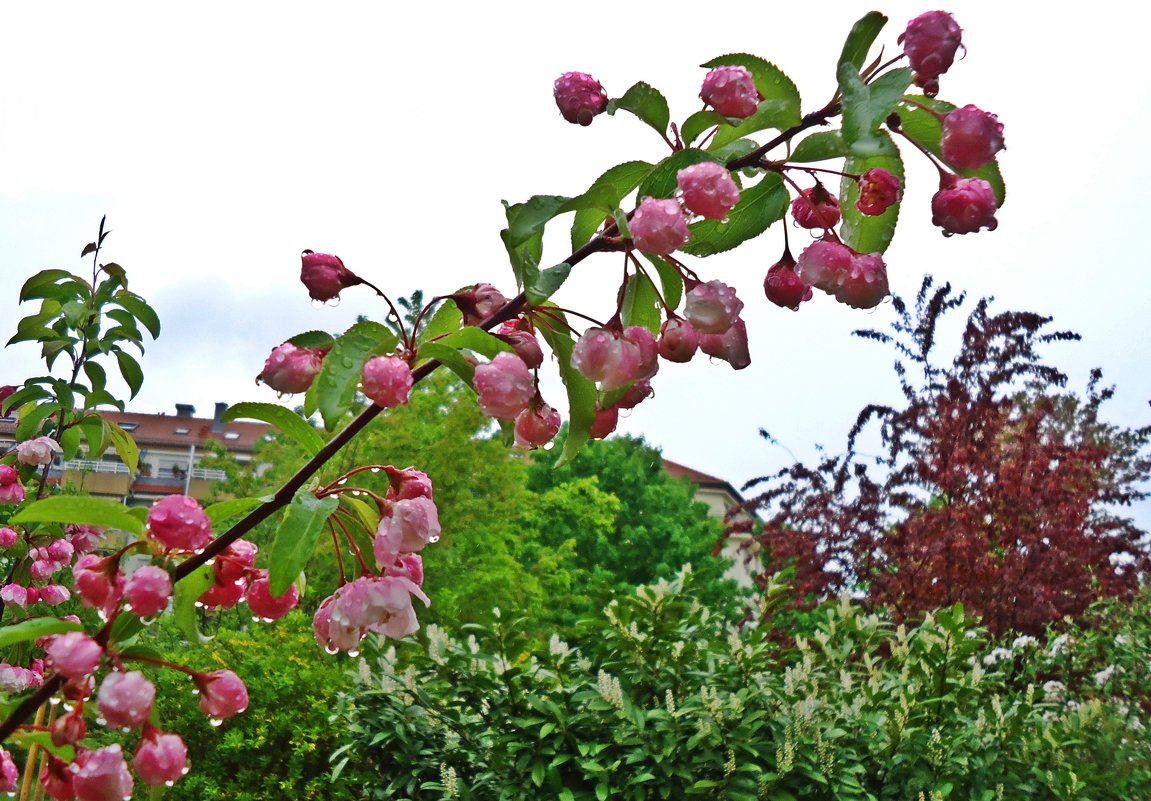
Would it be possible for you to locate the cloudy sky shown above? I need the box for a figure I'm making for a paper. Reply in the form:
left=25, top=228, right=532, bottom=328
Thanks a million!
left=2, top=1, right=1149, bottom=527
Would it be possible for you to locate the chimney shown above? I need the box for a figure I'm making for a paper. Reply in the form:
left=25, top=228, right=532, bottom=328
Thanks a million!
left=175, top=403, right=195, bottom=418
left=212, top=402, right=228, bottom=432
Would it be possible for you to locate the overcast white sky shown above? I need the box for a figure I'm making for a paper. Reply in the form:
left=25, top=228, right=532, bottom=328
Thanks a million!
left=2, top=1, right=1149, bottom=528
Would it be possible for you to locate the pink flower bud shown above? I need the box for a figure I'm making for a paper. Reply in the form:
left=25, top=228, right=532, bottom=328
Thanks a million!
left=16, top=436, right=62, bottom=467
left=374, top=497, right=441, bottom=567
left=0, top=385, right=15, bottom=409
left=764, top=251, right=813, bottom=311
left=496, top=321, right=545, bottom=369
left=554, top=72, right=608, bottom=126
left=857, top=168, right=902, bottom=215
left=700, top=65, right=759, bottom=118
left=300, top=251, right=361, bottom=302
left=31, top=559, right=60, bottom=582
left=313, top=596, right=363, bottom=653
left=125, top=565, right=172, bottom=617
left=386, top=553, right=425, bottom=586
left=40, top=755, right=75, bottom=801
left=0, top=464, right=19, bottom=486
left=630, top=197, right=690, bottom=256
left=676, top=162, right=740, bottom=220
left=473, top=352, right=534, bottom=419
left=245, top=570, right=299, bottom=621
left=198, top=578, right=245, bottom=611
left=0, top=465, right=24, bottom=505
left=384, top=466, right=434, bottom=501
left=658, top=318, right=700, bottom=363
left=66, top=524, right=104, bottom=554
left=899, top=11, right=963, bottom=79
left=258, top=343, right=324, bottom=394
left=361, top=356, right=413, bottom=408
left=453, top=283, right=508, bottom=326
left=699, top=317, right=751, bottom=370
left=147, top=495, right=212, bottom=552
left=195, top=670, right=249, bottom=719
left=51, top=703, right=87, bottom=747
left=835, top=252, right=890, bottom=309
left=71, top=744, right=134, bottom=801
left=46, top=631, right=103, bottom=679
left=941, top=104, right=1005, bottom=170
left=1, top=583, right=28, bottom=608
left=514, top=403, right=562, bottom=448
left=796, top=239, right=854, bottom=293
left=97, top=670, right=155, bottom=729
left=684, top=280, right=744, bottom=335
left=0, top=748, right=17, bottom=794
left=40, top=584, right=71, bottom=606
left=791, top=185, right=841, bottom=229
left=214, top=539, right=258, bottom=584
left=622, top=326, right=659, bottom=383
left=616, top=379, right=654, bottom=410
left=588, top=405, right=620, bottom=440
left=134, top=727, right=189, bottom=787
left=931, top=175, right=998, bottom=235
left=72, top=554, right=124, bottom=614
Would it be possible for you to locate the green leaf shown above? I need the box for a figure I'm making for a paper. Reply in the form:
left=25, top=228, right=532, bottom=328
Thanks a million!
left=682, top=173, right=788, bottom=257
left=114, top=349, right=144, bottom=399
left=504, top=195, right=571, bottom=249
left=620, top=273, right=661, bottom=335
left=173, top=563, right=215, bottom=644
left=418, top=297, right=463, bottom=344
left=434, top=327, right=513, bottom=360
left=606, top=81, right=670, bottom=138
left=114, top=293, right=161, bottom=339
left=2, top=384, right=50, bottom=415
left=644, top=255, right=683, bottom=313
left=535, top=309, right=597, bottom=468
left=79, top=414, right=108, bottom=460
left=204, top=497, right=266, bottom=530
left=897, top=96, right=1006, bottom=205
left=526, top=263, right=572, bottom=306
left=637, top=149, right=718, bottom=200
left=223, top=402, right=325, bottom=455
left=287, top=330, right=336, bottom=349
left=15, top=401, right=57, bottom=441
left=268, top=490, right=339, bottom=597
left=109, top=613, right=147, bottom=645
left=839, top=132, right=905, bottom=255
left=838, top=62, right=912, bottom=157
left=11, top=495, right=144, bottom=534
left=569, top=160, right=654, bottom=251
left=9, top=731, right=75, bottom=762
left=501, top=207, right=546, bottom=292
left=680, top=110, right=726, bottom=148
left=106, top=417, right=140, bottom=473
left=790, top=130, right=848, bottom=163
left=19, top=270, right=88, bottom=303
left=839, top=11, right=888, bottom=72
left=313, top=320, right=400, bottom=430
left=59, top=424, right=81, bottom=461
left=415, top=342, right=477, bottom=385
left=0, top=616, right=83, bottom=648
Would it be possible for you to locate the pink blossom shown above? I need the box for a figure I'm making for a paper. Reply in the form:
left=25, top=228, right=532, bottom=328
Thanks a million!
left=66, top=524, right=104, bottom=554
left=835, top=252, right=890, bottom=310
left=71, top=744, right=133, bottom=801
left=684, top=280, right=744, bottom=335
left=300, top=251, right=360, bottom=302
left=699, top=318, right=751, bottom=370
left=496, top=320, right=544, bottom=369
left=314, top=575, right=433, bottom=652
left=134, top=727, right=188, bottom=787
left=384, top=466, right=434, bottom=501
left=46, top=632, right=103, bottom=679
left=1, top=583, right=28, bottom=608
left=453, top=283, right=508, bottom=326
left=72, top=554, right=125, bottom=615
left=244, top=570, right=300, bottom=620
left=571, top=327, right=655, bottom=392
left=588, top=405, right=620, bottom=440
left=214, top=538, right=258, bottom=584
left=615, top=379, right=653, bottom=410
left=764, top=253, right=813, bottom=311
left=374, top=497, right=441, bottom=566
left=386, top=553, right=425, bottom=586
left=700, top=65, right=759, bottom=118
left=97, top=670, right=155, bottom=729
left=791, top=185, right=841, bottom=229
left=857, top=168, right=902, bottom=216
left=51, top=703, right=87, bottom=747
left=554, top=71, right=608, bottom=126
left=795, top=239, right=855, bottom=293
left=146, top=494, right=212, bottom=552
left=473, top=352, right=534, bottom=419
left=40, top=755, right=75, bottom=801
left=676, top=162, right=740, bottom=220
left=361, top=355, right=414, bottom=408
left=39, top=584, right=71, bottom=606
left=258, top=343, right=324, bottom=394
left=899, top=11, right=963, bottom=80
left=515, top=403, right=562, bottom=448
left=198, top=579, right=245, bottom=611
left=658, top=318, right=700, bottom=363
left=931, top=175, right=998, bottom=234
left=16, top=436, right=62, bottom=467
left=195, top=670, right=249, bottom=719
left=0, top=463, right=25, bottom=505
left=125, top=565, right=172, bottom=617
left=942, top=104, right=1005, bottom=170
left=630, top=197, right=690, bottom=256
left=0, top=661, right=43, bottom=693
left=0, top=749, right=18, bottom=794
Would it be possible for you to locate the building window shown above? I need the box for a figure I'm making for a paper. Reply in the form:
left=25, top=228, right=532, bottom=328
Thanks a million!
left=174, top=427, right=190, bottom=435
left=224, top=432, right=240, bottom=440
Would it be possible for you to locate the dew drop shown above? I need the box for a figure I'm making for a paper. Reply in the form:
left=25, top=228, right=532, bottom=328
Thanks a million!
left=428, top=535, right=440, bottom=543
left=543, top=441, right=555, bottom=451
left=369, top=467, right=381, bottom=473
left=347, top=649, right=360, bottom=658
left=341, top=357, right=355, bottom=368
left=165, top=781, right=175, bottom=788
left=180, top=767, right=190, bottom=776
left=941, top=230, right=953, bottom=238
left=324, top=646, right=339, bottom=655
left=311, top=299, right=326, bottom=310
left=209, top=718, right=223, bottom=727
left=191, top=688, right=200, bottom=695
left=95, top=716, right=106, bottom=726
left=49, top=696, right=62, bottom=706
left=719, top=216, right=731, bottom=225
left=337, top=478, right=348, bottom=486
left=260, top=617, right=275, bottom=624
left=194, top=602, right=205, bottom=609
left=251, top=616, right=261, bottom=623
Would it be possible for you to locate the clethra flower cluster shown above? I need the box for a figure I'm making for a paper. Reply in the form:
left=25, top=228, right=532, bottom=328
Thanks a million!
left=314, top=466, right=439, bottom=653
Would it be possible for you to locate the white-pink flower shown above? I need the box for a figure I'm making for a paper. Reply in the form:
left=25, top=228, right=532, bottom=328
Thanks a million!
left=15, top=436, right=61, bottom=467
left=473, top=352, right=534, bottom=419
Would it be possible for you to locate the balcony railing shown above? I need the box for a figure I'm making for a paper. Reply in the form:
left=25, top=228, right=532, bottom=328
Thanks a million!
left=55, top=461, right=226, bottom=481
left=61, top=460, right=132, bottom=474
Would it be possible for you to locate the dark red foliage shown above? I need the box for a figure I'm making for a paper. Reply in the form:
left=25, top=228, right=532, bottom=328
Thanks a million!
left=732, top=279, right=1151, bottom=635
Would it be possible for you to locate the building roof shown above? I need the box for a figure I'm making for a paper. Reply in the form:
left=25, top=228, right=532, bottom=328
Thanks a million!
left=662, top=458, right=744, bottom=505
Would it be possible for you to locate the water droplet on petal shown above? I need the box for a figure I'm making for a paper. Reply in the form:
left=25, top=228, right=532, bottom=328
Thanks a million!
left=347, top=649, right=360, bottom=658
left=311, top=299, right=326, bottom=310
left=209, top=718, right=223, bottom=727
left=324, top=646, right=339, bottom=655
